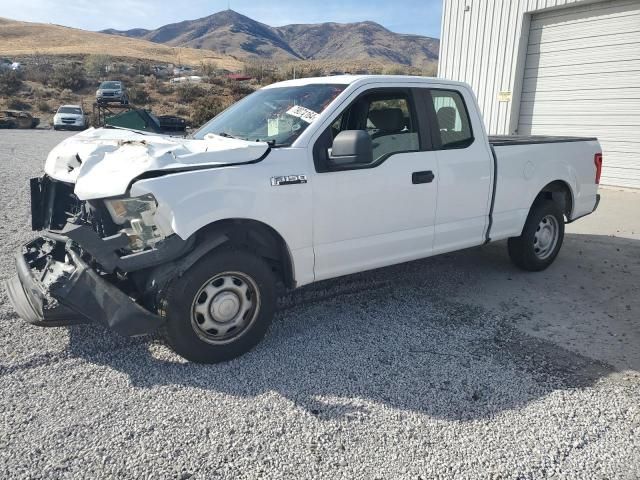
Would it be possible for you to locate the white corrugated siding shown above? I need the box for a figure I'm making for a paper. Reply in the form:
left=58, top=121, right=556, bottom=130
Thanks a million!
left=439, top=0, right=590, bottom=135
left=518, top=0, right=640, bottom=188
left=439, top=0, right=640, bottom=188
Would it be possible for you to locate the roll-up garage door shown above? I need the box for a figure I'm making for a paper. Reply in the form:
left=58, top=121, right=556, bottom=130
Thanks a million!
left=518, top=0, right=640, bottom=188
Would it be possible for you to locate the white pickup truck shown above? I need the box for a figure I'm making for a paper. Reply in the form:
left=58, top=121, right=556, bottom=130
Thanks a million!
left=7, top=76, right=602, bottom=363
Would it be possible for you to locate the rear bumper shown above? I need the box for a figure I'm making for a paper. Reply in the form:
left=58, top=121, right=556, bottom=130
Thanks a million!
left=5, top=237, right=164, bottom=337
left=567, top=193, right=600, bottom=224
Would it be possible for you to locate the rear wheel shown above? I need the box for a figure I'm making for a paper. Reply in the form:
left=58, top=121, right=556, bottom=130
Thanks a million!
left=163, top=248, right=276, bottom=363
left=508, top=200, right=564, bottom=271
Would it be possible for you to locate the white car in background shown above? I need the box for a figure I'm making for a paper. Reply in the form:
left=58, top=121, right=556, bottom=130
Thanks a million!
left=52, top=105, right=88, bottom=131
left=170, top=75, right=203, bottom=84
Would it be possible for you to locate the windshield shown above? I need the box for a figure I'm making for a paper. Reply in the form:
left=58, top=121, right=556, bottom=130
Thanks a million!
left=193, top=84, right=346, bottom=146
left=58, top=106, right=82, bottom=115
left=100, top=82, right=121, bottom=89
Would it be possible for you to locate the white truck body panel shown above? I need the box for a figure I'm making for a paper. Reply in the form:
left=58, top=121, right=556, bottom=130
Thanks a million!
left=42, top=76, right=601, bottom=288
left=490, top=140, right=600, bottom=242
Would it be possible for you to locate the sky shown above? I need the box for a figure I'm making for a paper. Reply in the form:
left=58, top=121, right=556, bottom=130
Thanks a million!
left=0, top=0, right=442, bottom=38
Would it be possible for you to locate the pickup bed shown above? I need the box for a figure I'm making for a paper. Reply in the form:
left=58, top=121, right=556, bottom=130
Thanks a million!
left=6, top=75, right=602, bottom=363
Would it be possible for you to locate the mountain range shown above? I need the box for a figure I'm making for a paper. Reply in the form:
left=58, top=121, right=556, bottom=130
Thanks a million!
left=102, top=10, right=439, bottom=69
left=0, top=17, right=241, bottom=70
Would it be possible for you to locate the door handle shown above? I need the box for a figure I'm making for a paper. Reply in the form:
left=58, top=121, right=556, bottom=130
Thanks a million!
left=412, top=170, right=435, bottom=184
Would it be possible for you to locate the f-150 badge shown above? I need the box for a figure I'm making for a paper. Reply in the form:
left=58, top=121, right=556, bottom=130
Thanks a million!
left=271, top=175, right=308, bottom=186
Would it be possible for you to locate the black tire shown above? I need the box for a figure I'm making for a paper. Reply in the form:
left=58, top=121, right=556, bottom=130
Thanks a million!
left=508, top=199, right=565, bottom=272
left=163, top=247, right=277, bottom=363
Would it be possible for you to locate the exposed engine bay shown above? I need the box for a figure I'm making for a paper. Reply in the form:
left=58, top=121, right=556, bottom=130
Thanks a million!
left=31, top=175, right=169, bottom=255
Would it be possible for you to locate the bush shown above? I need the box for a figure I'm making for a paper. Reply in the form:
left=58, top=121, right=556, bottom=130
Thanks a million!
left=175, top=105, right=189, bottom=117
left=25, top=64, right=53, bottom=84
left=207, top=76, right=228, bottom=87
left=199, top=61, right=218, bottom=77
left=128, top=86, right=150, bottom=105
left=422, top=64, right=438, bottom=77
left=156, top=81, right=172, bottom=95
left=134, top=63, right=153, bottom=76
left=24, top=52, right=54, bottom=83
left=384, top=65, right=410, bottom=76
left=36, top=99, right=51, bottom=112
left=50, top=63, right=87, bottom=92
left=145, top=75, right=159, bottom=90
left=0, top=70, right=23, bottom=95
left=191, top=96, right=225, bottom=127
left=84, top=54, right=111, bottom=77
left=59, top=88, right=74, bottom=101
left=175, top=82, right=205, bottom=104
left=229, top=82, right=255, bottom=99
left=7, top=97, right=30, bottom=110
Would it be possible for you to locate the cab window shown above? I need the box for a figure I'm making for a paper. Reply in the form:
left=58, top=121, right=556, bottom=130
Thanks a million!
left=316, top=90, right=420, bottom=171
left=430, top=90, right=474, bottom=149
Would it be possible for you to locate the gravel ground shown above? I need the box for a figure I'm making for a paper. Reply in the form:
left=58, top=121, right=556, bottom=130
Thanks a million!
left=0, top=130, right=638, bottom=479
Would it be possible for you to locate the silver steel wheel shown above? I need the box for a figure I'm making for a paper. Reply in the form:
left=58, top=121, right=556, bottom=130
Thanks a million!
left=190, top=272, right=261, bottom=345
left=533, top=214, right=559, bottom=260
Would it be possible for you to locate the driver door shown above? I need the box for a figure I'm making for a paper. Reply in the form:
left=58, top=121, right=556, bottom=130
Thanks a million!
left=311, top=88, right=439, bottom=281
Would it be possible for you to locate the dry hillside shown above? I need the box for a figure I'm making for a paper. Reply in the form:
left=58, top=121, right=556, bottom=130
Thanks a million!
left=0, top=18, right=242, bottom=70
left=103, top=10, right=439, bottom=69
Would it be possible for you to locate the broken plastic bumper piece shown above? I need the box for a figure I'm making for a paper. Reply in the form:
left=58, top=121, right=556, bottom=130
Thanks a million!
left=5, top=236, right=164, bottom=337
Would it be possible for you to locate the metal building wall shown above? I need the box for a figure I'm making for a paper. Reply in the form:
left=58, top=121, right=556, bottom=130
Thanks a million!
left=438, top=0, right=592, bottom=135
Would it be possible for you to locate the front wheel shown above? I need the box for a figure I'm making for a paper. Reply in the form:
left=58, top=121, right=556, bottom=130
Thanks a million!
left=163, top=248, right=277, bottom=363
left=508, top=200, right=565, bottom=271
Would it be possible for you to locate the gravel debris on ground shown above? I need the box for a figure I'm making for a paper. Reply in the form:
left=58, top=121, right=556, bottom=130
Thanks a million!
left=0, top=130, right=638, bottom=479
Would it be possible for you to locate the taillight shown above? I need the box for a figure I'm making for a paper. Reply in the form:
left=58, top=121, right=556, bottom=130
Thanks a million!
left=594, top=153, right=603, bottom=184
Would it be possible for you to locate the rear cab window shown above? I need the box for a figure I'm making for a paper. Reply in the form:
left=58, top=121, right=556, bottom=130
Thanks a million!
left=429, top=89, right=474, bottom=149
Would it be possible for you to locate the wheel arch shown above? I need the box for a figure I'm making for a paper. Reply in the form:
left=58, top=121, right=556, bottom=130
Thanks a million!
left=190, top=218, right=296, bottom=289
left=533, top=180, right=574, bottom=221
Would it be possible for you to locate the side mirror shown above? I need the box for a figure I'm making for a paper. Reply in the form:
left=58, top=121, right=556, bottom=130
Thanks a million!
left=328, top=130, right=373, bottom=167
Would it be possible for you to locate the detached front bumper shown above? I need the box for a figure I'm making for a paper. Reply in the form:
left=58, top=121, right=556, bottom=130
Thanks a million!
left=5, top=237, right=164, bottom=337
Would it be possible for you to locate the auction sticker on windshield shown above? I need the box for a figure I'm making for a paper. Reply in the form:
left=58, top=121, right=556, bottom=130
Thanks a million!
left=286, top=105, right=319, bottom=124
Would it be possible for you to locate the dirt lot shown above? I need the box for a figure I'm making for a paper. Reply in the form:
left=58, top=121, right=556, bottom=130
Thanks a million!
left=0, top=130, right=638, bottom=479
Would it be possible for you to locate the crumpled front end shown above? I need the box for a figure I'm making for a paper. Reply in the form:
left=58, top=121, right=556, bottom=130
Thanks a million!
left=6, top=175, right=194, bottom=336
left=6, top=237, right=162, bottom=336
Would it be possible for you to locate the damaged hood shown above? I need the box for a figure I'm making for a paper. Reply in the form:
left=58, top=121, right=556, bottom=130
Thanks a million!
left=44, top=128, right=270, bottom=200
